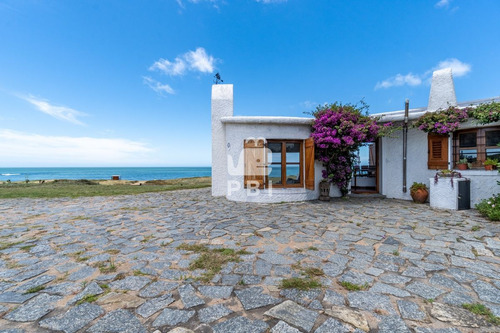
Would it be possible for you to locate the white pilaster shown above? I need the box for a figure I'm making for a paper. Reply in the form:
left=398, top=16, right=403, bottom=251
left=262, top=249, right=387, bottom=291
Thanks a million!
left=211, top=84, right=233, bottom=196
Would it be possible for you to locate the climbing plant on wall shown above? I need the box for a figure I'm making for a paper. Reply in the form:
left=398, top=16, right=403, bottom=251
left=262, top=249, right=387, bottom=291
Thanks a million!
left=413, top=101, right=500, bottom=135
left=310, top=102, right=394, bottom=196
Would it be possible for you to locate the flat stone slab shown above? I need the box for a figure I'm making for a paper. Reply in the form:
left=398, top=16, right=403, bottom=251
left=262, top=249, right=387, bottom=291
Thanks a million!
left=406, top=282, right=445, bottom=299
left=397, top=300, right=427, bottom=321
left=4, top=294, right=61, bottom=322
left=110, top=276, right=151, bottom=291
left=13, top=274, right=55, bottom=293
left=179, top=284, right=205, bottom=308
left=198, top=304, right=233, bottom=323
left=68, top=281, right=103, bottom=305
left=325, top=306, right=369, bottom=332
left=264, top=300, right=319, bottom=332
left=0, top=292, right=36, bottom=304
left=279, top=288, right=321, bottom=306
left=471, top=280, right=500, bottom=304
left=347, top=291, right=396, bottom=315
left=430, top=302, right=490, bottom=327
left=44, top=282, right=82, bottom=296
left=270, top=321, right=301, bottom=333
left=39, top=303, right=104, bottom=333
left=88, top=309, right=146, bottom=333
left=338, top=270, right=374, bottom=286
left=314, top=317, right=350, bottom=333
left=378, top=316, right=411, bottom=333
left=235, top=286, right=281, bottom=310
left=136, top=294, right=175, bottom=318
left=198, top=285, right=233, bottom=299
left=370, top=282, right=410, bottom=297
left=322, top=290, right=345, bottom=305
left=138, top=281, right=178, bottom=298
left=152, top=308, right=195, bottom=327
left=259, top=253, right=293, bottom=265
left=212, top=316, right=269, bottom=333
left=67, top=266, right=97, bottom=281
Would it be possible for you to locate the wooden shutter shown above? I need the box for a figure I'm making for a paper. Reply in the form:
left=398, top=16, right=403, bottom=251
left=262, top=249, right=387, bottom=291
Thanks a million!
left=244, top=139, right=266, bottom=189
left=428, top=134, right=449, bottom=169
left=305, top=137, right=315, bottom=190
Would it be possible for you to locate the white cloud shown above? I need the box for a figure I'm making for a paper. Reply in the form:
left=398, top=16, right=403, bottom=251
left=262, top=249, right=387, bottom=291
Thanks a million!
left=143, top=76, right=175, bottom=95
left=435, top=58, right=471, bottom=77
left=21, top=95, right=86, bottom=125
left=375, top=58, right=471, bottom=90
left=149, top=47, right=215, bottom=76
left=375, top=73, right=422, bottom=90
left=435, top=0, right=451, bottom=8
left=256, top=0, right=288, bottom=3
left=0, top=129, right=155, bottom=167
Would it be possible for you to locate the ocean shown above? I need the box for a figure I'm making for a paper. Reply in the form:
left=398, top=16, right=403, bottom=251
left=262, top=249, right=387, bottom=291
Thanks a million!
left=0, top=167, right=211, bottom=182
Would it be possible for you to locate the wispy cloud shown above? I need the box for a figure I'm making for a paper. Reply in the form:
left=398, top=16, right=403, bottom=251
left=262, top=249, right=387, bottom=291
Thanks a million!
left=434, top=58, right=471, bottom=77
left=0, top=129, right=154, bottom=167
left=255, top=0, right=288, bottom=3
left=176, top=0, right=221, bottom=9
left=435, top=0, right=451, bottom=8
left=375, top=58, right=471, bottom=90
left=149, top=47, right=215, bottom=76
left=143, top=76, right=175, bottom=95
left=20, top=95, right=87, bottom=125
left=146, top=47, right=216, bottom=95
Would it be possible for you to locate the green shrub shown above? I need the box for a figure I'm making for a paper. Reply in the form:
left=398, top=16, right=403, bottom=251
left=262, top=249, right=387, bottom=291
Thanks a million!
left=476, top=194, right=500, bottom=221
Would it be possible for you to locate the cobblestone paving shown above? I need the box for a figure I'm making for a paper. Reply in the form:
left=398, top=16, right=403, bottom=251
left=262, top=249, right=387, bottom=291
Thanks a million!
left=0, top=188, right=499, bottom=332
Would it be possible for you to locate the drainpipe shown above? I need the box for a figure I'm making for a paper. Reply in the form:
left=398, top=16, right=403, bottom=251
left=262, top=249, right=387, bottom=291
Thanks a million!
left=402, top=99, right=409, bottom=193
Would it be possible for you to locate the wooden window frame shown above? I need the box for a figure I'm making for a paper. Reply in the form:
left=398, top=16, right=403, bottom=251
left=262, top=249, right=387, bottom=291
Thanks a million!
left=453, top=126, right=500, bottom=168
left=267, top=140, right=304, bottom=188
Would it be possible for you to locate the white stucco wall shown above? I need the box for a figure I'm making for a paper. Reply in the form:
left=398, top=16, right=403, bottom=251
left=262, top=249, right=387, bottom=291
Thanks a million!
left=380, top=128, right=437, bottom=201
left=380, top=127, right=500, bottom=206
left=223, top=122, right=323, bottom=203
left=430, top=177, right=467, bottom=210
left=455, top=170, right=500, bottom=207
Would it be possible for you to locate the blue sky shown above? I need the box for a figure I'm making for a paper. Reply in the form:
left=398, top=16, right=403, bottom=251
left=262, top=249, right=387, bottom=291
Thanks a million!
left=1, top=0, right=499, bottom=167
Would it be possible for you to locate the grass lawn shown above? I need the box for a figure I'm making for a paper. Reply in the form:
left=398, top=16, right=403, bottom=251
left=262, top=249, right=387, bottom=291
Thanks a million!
left=0, top=177, right=211, bottom=199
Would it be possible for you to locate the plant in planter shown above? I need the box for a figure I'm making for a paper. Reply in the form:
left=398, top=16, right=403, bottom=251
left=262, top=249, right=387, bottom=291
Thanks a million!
left=483, top=158, right=498, bottom=171
left=410, top=182, right=428, bottom=203
left=434, top=169, right=462, bottom=188
left=456, top=158, right=468, bottom=170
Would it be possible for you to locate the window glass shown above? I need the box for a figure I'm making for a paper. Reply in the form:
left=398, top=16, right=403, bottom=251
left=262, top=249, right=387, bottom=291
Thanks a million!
left=459, top=132, right=477, bottom=148
left=459, top=149, right=477, bottom=162
left=486, top=148, right=500, bottom=160
left=268, top=165, right=282, bottom=184
left=267, top=142, right=281, bottom=164
left=285, top=142, right=300, bottom=163
left=285, top=165, right=301, bottom=184
left=486, top=130, right=500, bottom=147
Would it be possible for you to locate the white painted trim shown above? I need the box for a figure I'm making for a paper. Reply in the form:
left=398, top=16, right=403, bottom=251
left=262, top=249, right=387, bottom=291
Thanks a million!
left=221, top=116, right=314, bottom=125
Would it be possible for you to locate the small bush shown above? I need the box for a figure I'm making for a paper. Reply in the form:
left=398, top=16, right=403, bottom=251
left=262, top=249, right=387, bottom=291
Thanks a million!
left=476, top=194, right=500, bottom=221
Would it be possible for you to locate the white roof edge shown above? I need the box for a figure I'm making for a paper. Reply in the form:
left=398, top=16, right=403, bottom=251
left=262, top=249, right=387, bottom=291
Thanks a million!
left=374, top=96, right=500, bottom=122
left=221, top=116, right=314, bottom=125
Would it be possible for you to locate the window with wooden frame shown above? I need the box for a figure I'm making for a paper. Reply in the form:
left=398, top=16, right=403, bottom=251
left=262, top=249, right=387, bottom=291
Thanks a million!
left=243, top=138, right=315, bottom=190
left=453, top=126, right=500, bottom=168
left=267, top=140, right=303, bottom=188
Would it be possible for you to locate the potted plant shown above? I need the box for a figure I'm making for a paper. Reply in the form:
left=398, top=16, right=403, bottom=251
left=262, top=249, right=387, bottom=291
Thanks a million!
left=456, top=158, right=468, bottom=170
left=410, top=182, right=429, bottom=204
left=484, top=158, right=498, bottom=171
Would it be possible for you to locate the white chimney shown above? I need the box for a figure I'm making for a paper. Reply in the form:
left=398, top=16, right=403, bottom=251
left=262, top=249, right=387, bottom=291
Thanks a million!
left=427, top=68, right=457, bottom=111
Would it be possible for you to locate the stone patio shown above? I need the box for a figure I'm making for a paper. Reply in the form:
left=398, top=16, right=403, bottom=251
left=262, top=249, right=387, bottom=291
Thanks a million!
left=0, top=188, right=499, bottom=332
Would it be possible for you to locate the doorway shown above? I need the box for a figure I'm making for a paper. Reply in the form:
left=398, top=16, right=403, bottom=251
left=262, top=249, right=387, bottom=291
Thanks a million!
left=351, top=141, right=378, bottom=193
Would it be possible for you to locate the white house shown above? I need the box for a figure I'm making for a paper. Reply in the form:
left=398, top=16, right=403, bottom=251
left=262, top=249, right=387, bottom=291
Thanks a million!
left=211, top=69, right=500, bottom=205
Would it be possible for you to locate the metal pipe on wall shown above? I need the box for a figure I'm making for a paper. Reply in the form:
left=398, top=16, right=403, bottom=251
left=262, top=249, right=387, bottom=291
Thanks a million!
left=403, top=99, right=409, bottom=193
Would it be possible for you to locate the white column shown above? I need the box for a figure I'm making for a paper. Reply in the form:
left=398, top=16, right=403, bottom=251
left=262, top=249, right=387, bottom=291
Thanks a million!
left=211, top=84, right=233, bottom=196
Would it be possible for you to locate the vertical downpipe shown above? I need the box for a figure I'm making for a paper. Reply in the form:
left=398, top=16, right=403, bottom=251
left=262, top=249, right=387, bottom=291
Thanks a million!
left=402, top=99, right=409, bottom=193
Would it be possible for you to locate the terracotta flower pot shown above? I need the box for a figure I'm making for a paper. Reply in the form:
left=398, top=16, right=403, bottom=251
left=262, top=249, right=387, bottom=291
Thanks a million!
left=457, top=163, right=468, bottom=170
left=485, top=165, right=494, bottom=171
left=411, top=189, right=429, bottom=204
